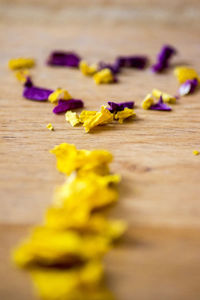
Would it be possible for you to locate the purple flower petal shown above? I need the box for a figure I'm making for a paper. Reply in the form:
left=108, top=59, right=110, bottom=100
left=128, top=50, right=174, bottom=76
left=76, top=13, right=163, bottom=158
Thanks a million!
left=24, top=77, right=33, bottom=87
left=149, top=96, right=171, bottom=111
left=53, top=99, right=84, bottom=114
left=116, top=56, right=148, bottom=69
left=98, top=61, right=121, bottom=74
left=107, top=101, right=134, bottom=112
left=47, top=51, right=81, bottom=68
left=23, top=85, right=53, bottom=101
left=152, top=45, right=177, bottom=73
left=178, top=79, right=198, bottom=96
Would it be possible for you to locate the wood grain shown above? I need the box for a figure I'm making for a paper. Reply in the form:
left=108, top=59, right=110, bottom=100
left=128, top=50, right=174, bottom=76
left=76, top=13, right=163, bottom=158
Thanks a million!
left=0, top=3, right=200, bottom=299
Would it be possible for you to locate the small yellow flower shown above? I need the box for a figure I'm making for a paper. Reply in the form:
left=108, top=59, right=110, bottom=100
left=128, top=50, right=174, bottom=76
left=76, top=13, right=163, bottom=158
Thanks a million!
left=48, top=88, right=71, bottom=104
left=8, top=58, right=35, bottom=70
left=93, top=68, right=114, bottom=84
left=174, top=66, right=200, bottom=84
left=152, top=89, right=176, bottom=104
left=114, top=108, right=136, bottom=124
left=79, top=60, right=98, bottom=76
left=193, top=150, right=199, bottom=156
left=65, top=111, right=80, bottom=127
left=141, top=94, right=154, bottom=109
left=46, top=123, right=54, bottom=131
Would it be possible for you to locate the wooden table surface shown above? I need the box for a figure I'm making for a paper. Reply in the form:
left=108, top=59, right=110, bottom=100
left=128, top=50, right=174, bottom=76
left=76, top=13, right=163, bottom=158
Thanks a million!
left=0, top=1, right=200, bottom=299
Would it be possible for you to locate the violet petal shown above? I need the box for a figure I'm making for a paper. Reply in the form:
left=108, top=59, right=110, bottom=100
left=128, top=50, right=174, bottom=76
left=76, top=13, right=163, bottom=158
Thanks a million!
left=149, top=96, right=171, bottom=111
left=47, top=51, right=81, bottom=67
left=53, top=99, right=84, bottom=114
left=98, top=61, right=121, bottom=74
left=152, top=45, right=177, bottom=73
left=24, top=77, right=33, bottom=88
left=178, top=79, right=198, bottom=96
left=108, top=101, right=134, bottom=112
left=23, top=85, right=53, bottom=101
left=116, top=56, right=148, bottom=69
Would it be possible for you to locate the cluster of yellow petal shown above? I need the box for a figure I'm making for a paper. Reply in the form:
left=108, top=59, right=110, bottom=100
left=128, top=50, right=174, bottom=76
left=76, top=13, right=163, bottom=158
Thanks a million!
left=48, top=88, right=72, bottom=104
left=114, top=108, right=136, bottom=123
left=65, top=111, right=80, bottom=127
left=12, top=143, right=125, bottom=298
left=93, top=68, right=115, bottom=84
left=141, top=94, right=154, bottom=109
left=8, top=57, right=35, bottom=70
left=79, top=60, right=98, bottom=76
left=152, top=89, right=176, bottom=104
left=174, top=66, right=200, bottom=84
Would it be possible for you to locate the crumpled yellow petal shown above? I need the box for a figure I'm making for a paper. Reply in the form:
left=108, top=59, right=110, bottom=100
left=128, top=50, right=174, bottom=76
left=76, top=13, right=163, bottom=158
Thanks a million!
left=93, top=69, right=114, bottom=84
left=141, top=94, right=154, bottom=110
left=8, top=58, right=35, bottom=70
left=65, top=111, right=80, bottom=127
left=12, top=227, right=111, bottom=268
left=30, top=261, right=114, bottom=300
left=15, top=69, right=30, bottom=83
left=174, top=66, right=200, bottom=84
left=79, top=60, right=98, bottom=76
left=79, top=110, right=97, bottom=123
left=193, top=150, right=199, bottom=156
left=114, top=108, right=136, bottom=124
left=46, top=123, right=54, bottom=131
left=50, top=143, right=113, bottom=175
left=48, top=88, right=72, bottom=104
left=152, top=89, right=176, bottom=104
left=53, top=172, right=120, bottom=210
left=82, top=106, right=113, bottom=132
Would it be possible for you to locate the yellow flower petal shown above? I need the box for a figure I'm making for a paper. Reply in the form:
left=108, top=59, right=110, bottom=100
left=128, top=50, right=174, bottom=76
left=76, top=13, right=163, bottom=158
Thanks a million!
left=48, top=88, right=71, bottom=104
left=93, top=69, right=114, bottom=84
left=65, top=111, right=80, bottom=127
left=193, top=150, right=199, bottom=156
left=8, top=58, right=35, bottom=70
left=15, top=69, right=30, bottom=83
left=79, top=110, right=97, bottom=123
left=83, top=106, right=113, bottom=132
left=46, top=123, right=54, bottom=131
left=114, top=108, right=136, bottom=124
left=141, top=94, right=154, bottom=110
left=79, top=60, right=98, bottom=76
left=174, top=66, right=200, bottom=84
left=152, top=89, right=176, bottom=104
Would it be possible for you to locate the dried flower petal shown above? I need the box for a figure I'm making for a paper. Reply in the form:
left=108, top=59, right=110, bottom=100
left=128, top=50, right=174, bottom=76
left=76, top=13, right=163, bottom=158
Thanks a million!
left=114, top=108, right=136, bottom=124
left=152, top=89, right=176, bottom=103
left=116, top=56, right=148, bottom=69
left=193, top=150, right=199, bottom=156
left=150, top=96, right=172, bottom=111
left=82, top=106, right=113, bottom=132
left=47, top=51, right=81, bottom=67
left=174, top=66, right=199, bottom=84
left=9, top=57, right=35, bottom=70
left=53, top=99, right=83, bottom=114
left=152, top=45, right=176, bottom=73
left=141, top=94, right=154, bottom=110
left=107, top=101, right=134, bottom=112
left=15, top=70, right=30, bottom=83
left=23, top=84, right=53, bottom=101
left=48, top=88, right=72, bottom=104
left=178, top=79, right=198, bottom=96
left=46, top=123, right=54, bottom=131
left=79, top=61, right=98, bottom=76
left=65, top=111, right=80, bottom=127
left=98, top=61, right=121, bottom=74
left=93, top=69, right=116, bottom=84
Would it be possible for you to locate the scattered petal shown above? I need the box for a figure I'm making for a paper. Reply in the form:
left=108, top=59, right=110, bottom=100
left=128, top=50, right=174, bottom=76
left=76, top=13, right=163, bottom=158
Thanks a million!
left=8, top=57, right=35, bottom=70
left=47, top=51, right=81, bottom=68
left=178, top=79, right=198, bottom=96
left=23, top=85, right=53, bottom=101
left=193, top=150, right=199, bottom=156
left=152, top=89, right=176, bottom=103
left=98, top=61, right=120, bottom=74
left=93, top=69, right=116, bottom=84
left=48, top=88, right=72, bottom=104
left=15, top=70, right=30, bottom=83
left=82, top=106, right=113, bottom=132
left=65, top=111, right=80, bottom=127
left=174, top=66, right=199, bottom=84
left=107, top=101, right=134, bottom=112
left=150, top=96, right=172, bottom=111
left=152, top=45, right=176, bottom=73
left=141, top=94, right=154, bottom=110
left=46, top=123, right=54, bottom=131
left=114, top=108, right=136, bottom=124
left=79, top=60, right=98, bottom=76
left=53, top=99, right=83, bottom=114
left=116, top=56, right=148, bottom=69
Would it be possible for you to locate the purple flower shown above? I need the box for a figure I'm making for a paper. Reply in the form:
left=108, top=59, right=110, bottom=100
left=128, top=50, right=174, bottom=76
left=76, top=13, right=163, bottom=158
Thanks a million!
left=107, top=101, right=134, bottom=112
left=152, top=45, right=177, bottom=73
left=178, top=79, right=198, bottom=96
left=53, top=99, right=84, bottom=114
left=47, top=51, right=81, bottom=68
left=23, top=85, right=53, bottom=101
left=149, top=96, right=171, bottom=111
left=116, top=56, right=148, bottom=69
